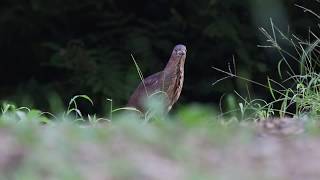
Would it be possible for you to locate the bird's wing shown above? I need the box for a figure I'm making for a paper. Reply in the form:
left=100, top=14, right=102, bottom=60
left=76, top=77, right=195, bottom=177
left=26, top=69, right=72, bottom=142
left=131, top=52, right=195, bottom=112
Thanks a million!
left=140, top=71, right=163, bottom=94
left=127, top=71, right=163, bottom=109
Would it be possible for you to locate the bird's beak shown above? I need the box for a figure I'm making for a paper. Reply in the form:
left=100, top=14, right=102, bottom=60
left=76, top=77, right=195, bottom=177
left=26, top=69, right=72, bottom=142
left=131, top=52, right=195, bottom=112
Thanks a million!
left=177, top=50, right=186, bottom=56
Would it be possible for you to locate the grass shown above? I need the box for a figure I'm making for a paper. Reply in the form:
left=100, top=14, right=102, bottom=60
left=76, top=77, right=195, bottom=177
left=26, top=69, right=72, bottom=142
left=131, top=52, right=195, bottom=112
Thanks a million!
left=0, top=99, right=320, bottom=179
left=0, top=99, right=235, bottom=179
left=212, top=17, right=320, bottom=121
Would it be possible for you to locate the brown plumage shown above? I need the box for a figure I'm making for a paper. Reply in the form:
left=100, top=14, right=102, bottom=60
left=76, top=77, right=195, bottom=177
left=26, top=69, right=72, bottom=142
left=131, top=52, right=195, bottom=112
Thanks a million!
left=127, top=44, right=187, bottom=112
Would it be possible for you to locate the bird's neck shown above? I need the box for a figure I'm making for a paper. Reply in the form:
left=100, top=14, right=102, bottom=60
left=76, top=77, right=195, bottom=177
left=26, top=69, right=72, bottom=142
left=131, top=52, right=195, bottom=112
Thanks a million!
left=164, top=56, right=186, bottom=75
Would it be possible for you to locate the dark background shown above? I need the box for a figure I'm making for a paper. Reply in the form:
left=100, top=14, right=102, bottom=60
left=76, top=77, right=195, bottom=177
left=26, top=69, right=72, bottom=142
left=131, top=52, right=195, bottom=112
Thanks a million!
left=0, top=0, right=318, bottom=115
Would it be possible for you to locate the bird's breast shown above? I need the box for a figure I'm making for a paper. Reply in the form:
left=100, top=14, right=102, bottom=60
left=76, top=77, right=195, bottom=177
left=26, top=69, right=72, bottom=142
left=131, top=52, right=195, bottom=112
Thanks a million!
left=173, top=69, right=184, bottom=102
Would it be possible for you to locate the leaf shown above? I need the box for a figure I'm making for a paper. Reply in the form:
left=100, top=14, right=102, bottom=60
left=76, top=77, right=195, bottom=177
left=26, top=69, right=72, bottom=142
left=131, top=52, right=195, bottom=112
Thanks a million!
left=267, top=77, right=276, bottom=101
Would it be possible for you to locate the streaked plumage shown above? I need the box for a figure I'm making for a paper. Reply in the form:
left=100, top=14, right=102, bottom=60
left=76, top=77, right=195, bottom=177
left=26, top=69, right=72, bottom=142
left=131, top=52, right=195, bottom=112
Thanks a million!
left=128, top=44, right=187, bottom=112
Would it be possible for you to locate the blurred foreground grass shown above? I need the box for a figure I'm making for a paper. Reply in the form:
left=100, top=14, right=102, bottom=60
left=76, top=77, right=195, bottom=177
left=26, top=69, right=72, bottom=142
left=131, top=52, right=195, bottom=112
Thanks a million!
left=0, top=101, right=320, bottom=180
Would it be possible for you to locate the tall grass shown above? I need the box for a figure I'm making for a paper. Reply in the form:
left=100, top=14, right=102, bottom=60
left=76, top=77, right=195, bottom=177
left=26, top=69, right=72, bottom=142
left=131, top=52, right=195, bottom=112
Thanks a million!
left=213, top=13, right=320, bottom=120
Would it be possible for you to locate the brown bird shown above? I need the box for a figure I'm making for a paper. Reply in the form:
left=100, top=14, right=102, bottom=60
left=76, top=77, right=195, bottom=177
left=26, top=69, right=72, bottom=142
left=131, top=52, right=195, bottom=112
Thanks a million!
left=128, top=44, right=187, bottom=112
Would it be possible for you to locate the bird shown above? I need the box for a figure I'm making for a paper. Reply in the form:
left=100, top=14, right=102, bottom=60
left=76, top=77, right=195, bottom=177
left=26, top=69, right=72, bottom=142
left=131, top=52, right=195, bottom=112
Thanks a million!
left=127, top=44, right=187, bottom=113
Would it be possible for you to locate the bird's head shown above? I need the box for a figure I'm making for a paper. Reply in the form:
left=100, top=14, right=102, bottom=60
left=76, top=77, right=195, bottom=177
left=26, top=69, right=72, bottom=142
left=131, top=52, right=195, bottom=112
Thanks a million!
left=172, top=44, right=187, bottom=58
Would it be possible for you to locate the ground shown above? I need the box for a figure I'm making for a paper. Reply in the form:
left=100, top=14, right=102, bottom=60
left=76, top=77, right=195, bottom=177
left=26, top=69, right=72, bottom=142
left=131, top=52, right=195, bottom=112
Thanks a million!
left=0, top=117, right=319, bottom=180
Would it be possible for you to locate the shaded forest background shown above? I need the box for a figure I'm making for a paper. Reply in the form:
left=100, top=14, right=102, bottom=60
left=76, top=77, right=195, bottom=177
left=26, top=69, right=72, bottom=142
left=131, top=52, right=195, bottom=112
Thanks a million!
left=0, top=0, right=318, bottom=115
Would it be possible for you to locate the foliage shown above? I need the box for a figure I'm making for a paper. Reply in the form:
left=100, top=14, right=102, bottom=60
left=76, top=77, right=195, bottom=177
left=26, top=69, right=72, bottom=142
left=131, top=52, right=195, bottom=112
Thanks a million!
left=214, top=12, right=320, bottom=120
left=1, top=0, right=319, bottom=113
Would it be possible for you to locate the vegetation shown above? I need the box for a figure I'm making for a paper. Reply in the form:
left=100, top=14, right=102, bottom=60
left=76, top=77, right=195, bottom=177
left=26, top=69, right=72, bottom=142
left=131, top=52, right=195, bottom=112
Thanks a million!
left=213, top=17, right=320, bottom=121
left=0, top=95, right=319, bottom=179
left=1, top=0, right=319, bottom=113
